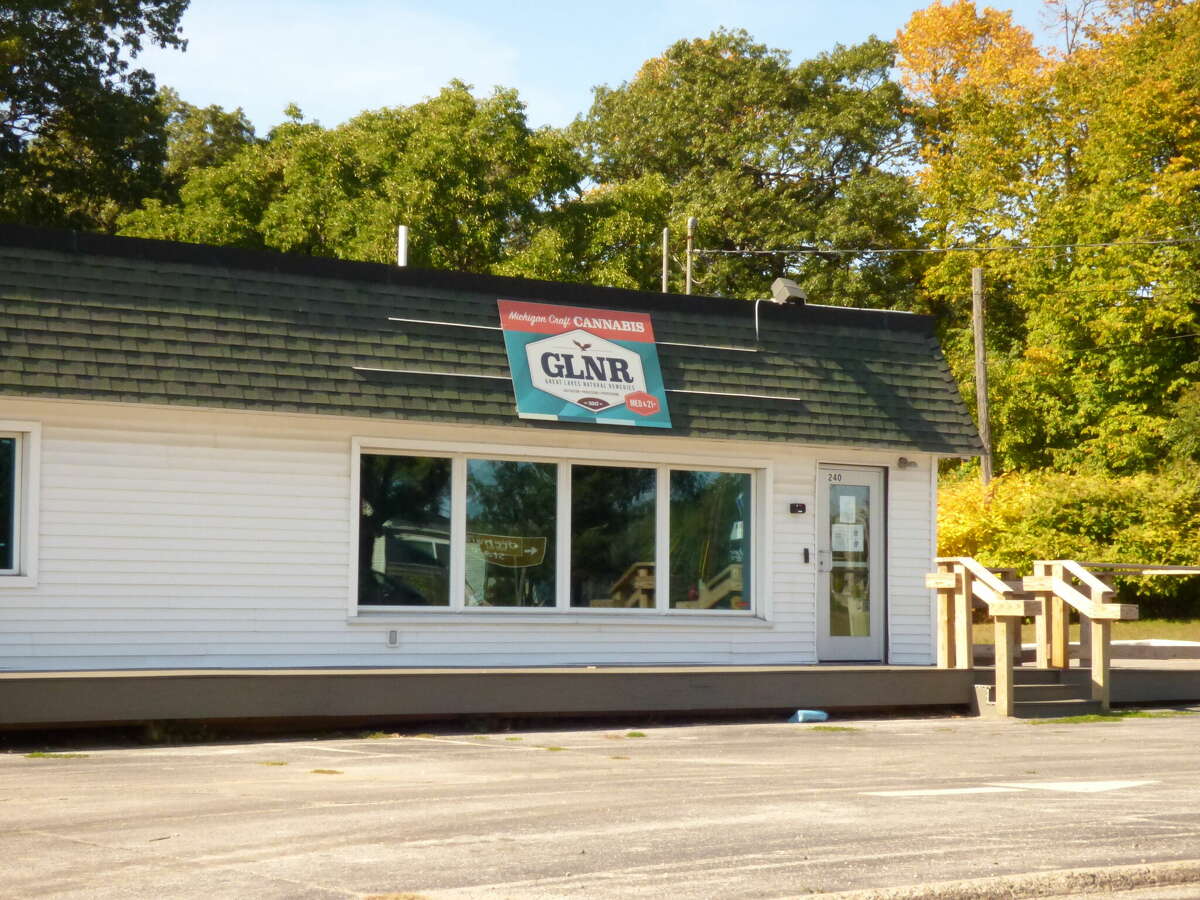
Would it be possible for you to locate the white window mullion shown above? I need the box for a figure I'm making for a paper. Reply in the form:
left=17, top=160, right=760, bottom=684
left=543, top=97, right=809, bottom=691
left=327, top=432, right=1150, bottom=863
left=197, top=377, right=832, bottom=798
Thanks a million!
left=655, top=466, right=670, bottom=612
left=556, top=463, right=571, bottom=609
left=450, top=456, right=467, bottom=609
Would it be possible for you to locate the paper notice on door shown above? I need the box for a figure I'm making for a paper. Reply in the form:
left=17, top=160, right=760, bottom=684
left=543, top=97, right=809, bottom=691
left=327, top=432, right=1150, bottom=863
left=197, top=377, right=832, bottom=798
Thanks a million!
left=838, top=495, right=856, bottom=524
left=831, top=523, right=865, bottom=553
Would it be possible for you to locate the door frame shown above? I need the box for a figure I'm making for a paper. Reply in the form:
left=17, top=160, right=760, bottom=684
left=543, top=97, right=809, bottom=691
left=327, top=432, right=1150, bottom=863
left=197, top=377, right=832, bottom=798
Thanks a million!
left=815, top=463, right=887, bottom=662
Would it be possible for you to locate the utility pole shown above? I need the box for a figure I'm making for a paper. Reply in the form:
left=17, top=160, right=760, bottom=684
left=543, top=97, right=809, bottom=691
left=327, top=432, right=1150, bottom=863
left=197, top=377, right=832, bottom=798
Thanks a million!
left=661, top=227, right=669, bottom=293
left=685, top=217, right=697, bottom=295
left=972, top=266, right=993, bottom=484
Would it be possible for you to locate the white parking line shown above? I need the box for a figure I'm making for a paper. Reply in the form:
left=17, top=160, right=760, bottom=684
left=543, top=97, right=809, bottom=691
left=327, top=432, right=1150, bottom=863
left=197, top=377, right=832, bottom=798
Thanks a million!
left=988, top=780, right=1158, bottom=793
left=864, top=787, right=1022, bottom=797
left=864, top=780, right=1158, bottom=797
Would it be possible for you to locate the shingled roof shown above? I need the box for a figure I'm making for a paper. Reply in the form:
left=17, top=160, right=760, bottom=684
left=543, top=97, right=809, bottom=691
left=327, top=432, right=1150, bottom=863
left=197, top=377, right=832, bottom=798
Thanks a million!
left=0, top=225, right=982, bottom=454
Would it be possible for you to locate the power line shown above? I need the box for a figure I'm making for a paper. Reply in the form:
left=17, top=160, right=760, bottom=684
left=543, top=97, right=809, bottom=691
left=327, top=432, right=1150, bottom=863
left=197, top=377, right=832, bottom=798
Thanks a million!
left=693, top=237, right=1200, bottom=257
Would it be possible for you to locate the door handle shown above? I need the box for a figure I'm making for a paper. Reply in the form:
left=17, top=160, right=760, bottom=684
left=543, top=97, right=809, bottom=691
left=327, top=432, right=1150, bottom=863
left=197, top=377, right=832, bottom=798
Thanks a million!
left=817, top=549, right=833, bottom=573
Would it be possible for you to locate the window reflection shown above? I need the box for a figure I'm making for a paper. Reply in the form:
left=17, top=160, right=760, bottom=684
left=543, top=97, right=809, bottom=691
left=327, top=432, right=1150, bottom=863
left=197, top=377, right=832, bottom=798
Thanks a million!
left=669, top=471, right=751, bottom=609
left=829, top=484, right=870, bottom=636
left=466, top=459, right=557, bottom=607
left=570, top=465, right=656, bottom=608
left=358, top=455, right=451, bottom=606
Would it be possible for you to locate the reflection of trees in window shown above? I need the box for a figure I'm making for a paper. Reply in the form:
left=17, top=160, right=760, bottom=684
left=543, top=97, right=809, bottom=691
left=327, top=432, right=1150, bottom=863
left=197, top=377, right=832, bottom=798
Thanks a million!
left=467, top=460, right=557, bottom=607
left=670, top=471, right=751, bottom=609
left=358, top=454, right=451, bottom=606
left=571, top=465, right=655, bottom=607
left=0, top=438, right=13, bottom=570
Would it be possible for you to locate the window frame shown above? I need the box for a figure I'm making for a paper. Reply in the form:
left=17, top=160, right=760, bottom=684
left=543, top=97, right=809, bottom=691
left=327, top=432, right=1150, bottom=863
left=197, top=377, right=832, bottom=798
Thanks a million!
left=0, top=421, right=41, bottom=587
left=349, top=437, right=770, bottom=620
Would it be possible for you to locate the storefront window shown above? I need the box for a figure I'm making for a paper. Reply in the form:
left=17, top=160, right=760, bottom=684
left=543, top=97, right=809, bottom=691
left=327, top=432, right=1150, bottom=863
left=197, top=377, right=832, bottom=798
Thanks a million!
left=669, top=470, right=751, bottom=610
left=466, top=459, right=557, bottom=607
left=570, top=465, right=656, bottom=608
left=355, top=449, right=755, bottom=614
left=358, top=454, right=452, bottom=606
left=0, top=437, right=14, bottom=572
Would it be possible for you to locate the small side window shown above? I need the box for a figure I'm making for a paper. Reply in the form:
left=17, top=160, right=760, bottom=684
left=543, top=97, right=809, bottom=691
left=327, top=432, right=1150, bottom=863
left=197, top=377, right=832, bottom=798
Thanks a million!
left=0, top=421, right=39, bottom=585
left=0, top=435, right=16, bottom=573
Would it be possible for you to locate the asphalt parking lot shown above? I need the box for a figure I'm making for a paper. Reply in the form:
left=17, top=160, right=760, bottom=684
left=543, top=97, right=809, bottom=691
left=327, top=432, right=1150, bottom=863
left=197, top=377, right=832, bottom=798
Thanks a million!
left=3, top=711, right=1200, bottom=899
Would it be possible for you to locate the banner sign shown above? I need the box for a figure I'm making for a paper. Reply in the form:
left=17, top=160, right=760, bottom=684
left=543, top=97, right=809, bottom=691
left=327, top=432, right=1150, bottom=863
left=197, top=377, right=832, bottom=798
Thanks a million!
left=497, top=300, right=672, bottom=428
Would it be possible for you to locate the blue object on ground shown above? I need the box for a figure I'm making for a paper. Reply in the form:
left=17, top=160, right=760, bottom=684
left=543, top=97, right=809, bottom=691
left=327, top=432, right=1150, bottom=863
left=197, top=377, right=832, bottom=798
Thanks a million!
left=788, top=709, right=829, bottom=723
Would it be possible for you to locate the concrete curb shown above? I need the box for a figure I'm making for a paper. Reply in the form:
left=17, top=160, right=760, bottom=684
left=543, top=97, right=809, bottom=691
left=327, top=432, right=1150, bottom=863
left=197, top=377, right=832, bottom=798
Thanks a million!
left=810, top=858, right=1200, bottom=899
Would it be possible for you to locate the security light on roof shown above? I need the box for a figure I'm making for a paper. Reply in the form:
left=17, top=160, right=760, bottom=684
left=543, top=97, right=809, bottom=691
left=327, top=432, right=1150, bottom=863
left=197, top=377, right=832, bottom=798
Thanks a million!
left=770, top=278, right=807, bottom=305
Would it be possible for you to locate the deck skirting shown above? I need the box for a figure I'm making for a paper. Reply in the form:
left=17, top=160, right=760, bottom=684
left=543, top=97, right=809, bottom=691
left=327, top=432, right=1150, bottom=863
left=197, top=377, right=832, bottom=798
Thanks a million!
left=1, top=666, right=974, bottom=728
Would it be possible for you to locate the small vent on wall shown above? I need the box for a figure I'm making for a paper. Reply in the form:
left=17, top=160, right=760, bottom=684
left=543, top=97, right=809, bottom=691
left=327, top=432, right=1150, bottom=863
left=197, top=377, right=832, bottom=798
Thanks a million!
left=386, top=630, right=400, bottom=648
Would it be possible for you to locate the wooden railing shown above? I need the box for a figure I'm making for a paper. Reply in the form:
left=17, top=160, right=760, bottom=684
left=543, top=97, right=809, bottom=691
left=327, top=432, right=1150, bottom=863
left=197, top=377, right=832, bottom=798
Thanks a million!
left=929, top=558, right=1160, bottom=716
left=926, top=557, right=1042, bottom=716
left=1021, top=561, right=1200, bottom=711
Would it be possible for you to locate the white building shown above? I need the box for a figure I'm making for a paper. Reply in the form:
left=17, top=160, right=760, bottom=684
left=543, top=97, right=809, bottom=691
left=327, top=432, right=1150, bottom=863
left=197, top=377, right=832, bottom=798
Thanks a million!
left=0, top=226, right=981, bottom=679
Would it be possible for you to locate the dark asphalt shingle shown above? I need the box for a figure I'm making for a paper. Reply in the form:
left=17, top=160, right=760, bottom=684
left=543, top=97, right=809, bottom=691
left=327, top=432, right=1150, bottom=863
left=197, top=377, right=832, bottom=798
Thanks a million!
left=0, top=225, right=982, bottom=454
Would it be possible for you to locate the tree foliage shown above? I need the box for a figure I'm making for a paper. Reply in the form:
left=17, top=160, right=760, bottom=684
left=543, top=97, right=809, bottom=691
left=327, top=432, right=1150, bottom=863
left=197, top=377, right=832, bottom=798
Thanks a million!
left=523, top=30, right=925, bottom=303
left=939, top=462, right=1200, bottom=615
left=121, top=83, right=582, bottom=271
left=898, top=0, right=1200, bottom=477
left=158, top=86, right=257, bottom=196
left=0, top=0, right=188, bottom=230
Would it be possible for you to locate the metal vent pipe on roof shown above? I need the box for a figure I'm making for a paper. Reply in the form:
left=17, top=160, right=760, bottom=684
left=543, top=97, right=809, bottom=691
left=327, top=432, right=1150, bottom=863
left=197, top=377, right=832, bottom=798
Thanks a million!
left=397, top=225, right=409, bottom=267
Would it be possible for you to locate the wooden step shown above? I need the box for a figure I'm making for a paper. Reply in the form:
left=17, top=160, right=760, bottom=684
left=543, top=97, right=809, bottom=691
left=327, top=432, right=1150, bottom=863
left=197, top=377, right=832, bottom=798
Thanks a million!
left=1009, top=698, right=1104, bottom=719
left=972, top=667, right=1088, bottom=687
left=982, top=683, right=1089, bottom=703
left=972, top=684, right=1103, bottom=719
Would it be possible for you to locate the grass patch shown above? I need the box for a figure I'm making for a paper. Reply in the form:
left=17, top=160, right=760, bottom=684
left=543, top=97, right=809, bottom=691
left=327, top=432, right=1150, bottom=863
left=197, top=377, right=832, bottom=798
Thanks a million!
left=610, top=755, right=630, bottom=760
left=973, top=618, right=1200, bottom=645
left=310, top=768, right=343, bottom=774
left=23, top=752, right=88, bottom=759
left=259, top=761, right=288, bottom=766
left=359, top=731, right=393, bottom=740
left=1029, top=709, right=1195, bottom=725
left=806, top=725, right=860, bottom=733
left=625, top=731, right=647, bottom=738
left=543, top=746, right=566, bottom=752
left=504, top=736, right=523, bottom=741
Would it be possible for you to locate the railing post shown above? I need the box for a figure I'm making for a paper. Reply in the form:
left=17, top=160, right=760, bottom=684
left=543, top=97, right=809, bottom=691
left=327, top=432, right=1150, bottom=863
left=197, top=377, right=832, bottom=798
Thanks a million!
left=994, top=616, right=1014, bottom=716
left=1033, top=561, right=1051, bottom=668
left=1091, top=618, right=1111, bottom=711
left=1009, top=617, right=1022, bottom=668
left=1050, top=563, right=1069, bottom=669
left=955, top=564, right=973, bottom=669
left=937, top=561, right=956, bottom=668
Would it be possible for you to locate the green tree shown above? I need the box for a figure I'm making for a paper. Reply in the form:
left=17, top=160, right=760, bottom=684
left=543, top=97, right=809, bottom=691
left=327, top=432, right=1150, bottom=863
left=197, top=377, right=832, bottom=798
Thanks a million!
left=537, top=30, right=923, bottom=302
left=122, top=82, right=582, bottom=272
left=899, top=0, right=1200, bottom=475
left=158, top=86, right=257, bottom=197
left=0, top=0, right=188, bottom=230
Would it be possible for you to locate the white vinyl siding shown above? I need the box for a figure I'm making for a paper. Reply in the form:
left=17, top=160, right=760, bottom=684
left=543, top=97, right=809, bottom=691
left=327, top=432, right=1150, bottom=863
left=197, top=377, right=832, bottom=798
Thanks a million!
left=0, top=397, right=937, bottom=670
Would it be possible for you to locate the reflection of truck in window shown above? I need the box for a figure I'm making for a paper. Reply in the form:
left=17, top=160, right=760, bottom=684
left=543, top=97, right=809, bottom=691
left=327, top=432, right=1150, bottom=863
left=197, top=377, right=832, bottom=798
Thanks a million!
left=360, top=522, right=450, bottom=605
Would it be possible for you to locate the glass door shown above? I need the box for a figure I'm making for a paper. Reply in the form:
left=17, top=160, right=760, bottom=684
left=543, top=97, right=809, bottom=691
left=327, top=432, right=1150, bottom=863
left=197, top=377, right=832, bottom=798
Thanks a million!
left=816, top=465, right=885, bottom=662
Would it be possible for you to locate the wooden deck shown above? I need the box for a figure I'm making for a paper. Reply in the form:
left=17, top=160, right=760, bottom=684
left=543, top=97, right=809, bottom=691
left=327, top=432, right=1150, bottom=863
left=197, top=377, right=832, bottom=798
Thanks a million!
left=2, top=663, right=1195, bottom=729
left=1, top=665, right=973, bottom=729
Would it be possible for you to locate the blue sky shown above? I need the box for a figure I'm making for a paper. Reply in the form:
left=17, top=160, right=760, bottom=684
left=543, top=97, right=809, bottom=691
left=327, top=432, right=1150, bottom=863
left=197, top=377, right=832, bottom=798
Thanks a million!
left=138, top=0, right=1056, bottom=132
